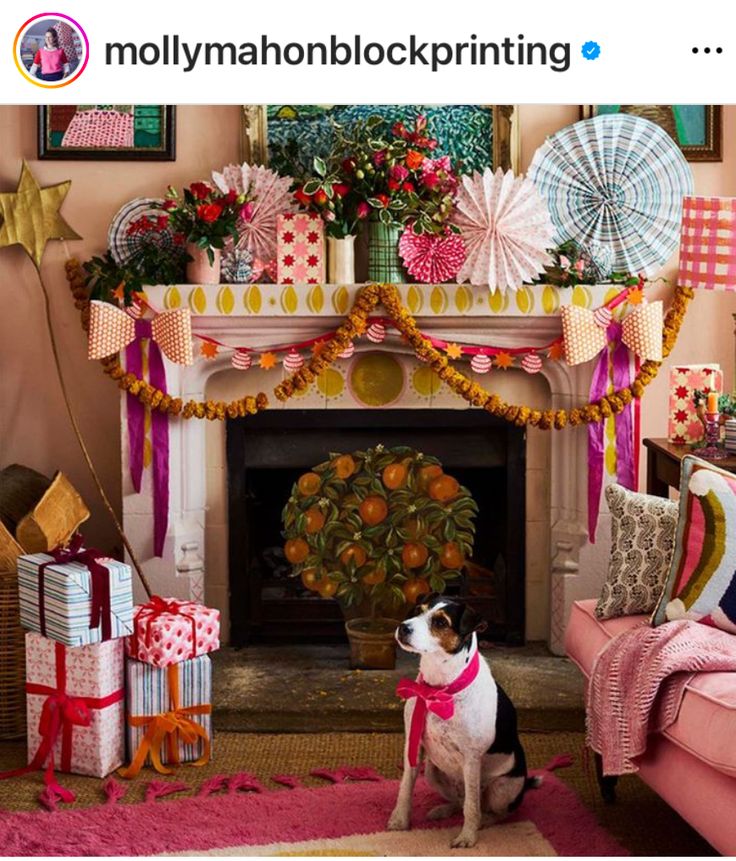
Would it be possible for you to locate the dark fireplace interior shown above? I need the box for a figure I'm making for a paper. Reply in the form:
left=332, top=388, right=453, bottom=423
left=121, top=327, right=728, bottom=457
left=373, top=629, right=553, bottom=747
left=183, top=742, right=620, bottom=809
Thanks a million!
left=227, top=410, right=525, bottom=646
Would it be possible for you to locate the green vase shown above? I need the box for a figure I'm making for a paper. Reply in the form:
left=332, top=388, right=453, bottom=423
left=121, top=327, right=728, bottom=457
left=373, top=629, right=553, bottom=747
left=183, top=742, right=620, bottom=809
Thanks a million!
left=367, top=220, right=406, bottom=284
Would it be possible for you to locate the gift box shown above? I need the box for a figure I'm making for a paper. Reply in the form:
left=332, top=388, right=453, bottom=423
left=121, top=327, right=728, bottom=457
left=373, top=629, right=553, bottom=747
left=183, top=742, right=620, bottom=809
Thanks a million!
left=126, top=597, right=220, bottom=668
left=25, top=632, right=125, bottom=778
left=122, top=654, right=212, bottom=777
left=17, top=537, right=134, bottom=647
left=276, top=212, right=325, bottom=285
left=668, top=364, right=723, bottom=444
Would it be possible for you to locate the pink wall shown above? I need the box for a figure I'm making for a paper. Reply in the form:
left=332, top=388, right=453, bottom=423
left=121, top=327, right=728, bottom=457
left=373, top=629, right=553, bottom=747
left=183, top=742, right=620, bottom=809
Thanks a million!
left=1, top=105, right=734, bottom=551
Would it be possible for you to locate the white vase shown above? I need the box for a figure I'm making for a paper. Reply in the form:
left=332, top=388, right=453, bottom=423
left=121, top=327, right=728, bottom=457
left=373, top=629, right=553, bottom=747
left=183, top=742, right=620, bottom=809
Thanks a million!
left=328, top=235, right=356, bottom=284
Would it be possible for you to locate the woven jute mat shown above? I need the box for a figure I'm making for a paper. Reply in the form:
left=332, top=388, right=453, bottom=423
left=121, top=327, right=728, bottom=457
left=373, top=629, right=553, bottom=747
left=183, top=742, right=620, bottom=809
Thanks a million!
left=0, top=731, right=714, bottom=856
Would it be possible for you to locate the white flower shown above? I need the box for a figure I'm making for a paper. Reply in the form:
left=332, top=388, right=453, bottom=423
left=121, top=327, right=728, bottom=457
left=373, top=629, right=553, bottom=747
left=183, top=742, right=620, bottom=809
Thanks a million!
left=353, top=531, right=363, bottom=541
left=375, top=444, right=385, bottom=453
left=407, top=504, right=417, bottom=514
left=318, top=497, right=330, bottom=509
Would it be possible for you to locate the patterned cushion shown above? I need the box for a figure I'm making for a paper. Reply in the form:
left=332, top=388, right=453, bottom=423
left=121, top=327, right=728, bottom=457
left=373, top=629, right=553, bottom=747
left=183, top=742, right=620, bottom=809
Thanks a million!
left=653, top=456, right=736, bottom=631
left=595, top=484, right=678, bottom=620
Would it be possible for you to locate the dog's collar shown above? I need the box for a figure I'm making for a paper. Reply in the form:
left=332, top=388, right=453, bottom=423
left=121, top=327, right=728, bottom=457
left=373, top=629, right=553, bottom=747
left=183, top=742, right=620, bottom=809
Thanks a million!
left=395, top=649, right=480, bottom=767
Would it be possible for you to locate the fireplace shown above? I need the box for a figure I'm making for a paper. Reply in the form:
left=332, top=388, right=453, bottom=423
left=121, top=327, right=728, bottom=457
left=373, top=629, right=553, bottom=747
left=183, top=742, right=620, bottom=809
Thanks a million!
left=226, top=410, right=525, bottom=646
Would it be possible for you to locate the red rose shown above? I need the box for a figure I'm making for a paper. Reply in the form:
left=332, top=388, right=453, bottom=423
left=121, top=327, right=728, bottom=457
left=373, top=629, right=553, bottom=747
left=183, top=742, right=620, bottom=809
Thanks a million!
left=342, top=158, right=356, bottom=174
left=402, top=182, right=415, bottom=193
left=190, top=182, right=212, bottom=200
left=387, top=179, right=401, bottom=191
left=376, top=193, right=390, bottom=208
left=313, top=189, right=328, bottom=206
left=294, top=187, right=312, bottom=207
left=333, top=183, right=350, bottom=198
left=197, top=203, right=222, bottom=223
left=162, top=199, right=177, bottom=211
left=156, top=214, right=169, bottom=229
left=223, top=189, right=238, bottom=204
left=405, top=150, right=425, bottom=170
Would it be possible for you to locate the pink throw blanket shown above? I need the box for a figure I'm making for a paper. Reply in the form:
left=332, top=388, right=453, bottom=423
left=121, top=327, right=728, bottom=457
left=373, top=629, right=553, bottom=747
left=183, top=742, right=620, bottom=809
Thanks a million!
left=587, top=619, right=736, bottom=775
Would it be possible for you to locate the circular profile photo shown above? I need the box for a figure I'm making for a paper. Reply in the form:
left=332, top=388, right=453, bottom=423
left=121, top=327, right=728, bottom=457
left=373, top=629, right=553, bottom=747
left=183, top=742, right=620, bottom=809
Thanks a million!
left=14, top=13, right=88, bottom=88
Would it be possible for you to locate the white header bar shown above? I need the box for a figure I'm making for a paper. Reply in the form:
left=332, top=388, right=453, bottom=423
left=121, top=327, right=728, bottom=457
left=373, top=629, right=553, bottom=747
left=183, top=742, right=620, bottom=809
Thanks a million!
left=1, top=0, right=733, bottom=104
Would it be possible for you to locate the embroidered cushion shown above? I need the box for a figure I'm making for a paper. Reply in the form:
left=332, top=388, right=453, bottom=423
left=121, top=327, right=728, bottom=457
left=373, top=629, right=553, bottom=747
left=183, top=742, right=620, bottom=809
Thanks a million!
left=595, top=484, right=678, bottom=620
left=653, top=456, right=736, bottom=631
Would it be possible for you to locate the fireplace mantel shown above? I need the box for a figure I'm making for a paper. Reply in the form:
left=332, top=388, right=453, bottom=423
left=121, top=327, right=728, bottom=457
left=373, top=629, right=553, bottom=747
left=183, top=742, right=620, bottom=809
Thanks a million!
left=123, top=282, right=620, bottom=653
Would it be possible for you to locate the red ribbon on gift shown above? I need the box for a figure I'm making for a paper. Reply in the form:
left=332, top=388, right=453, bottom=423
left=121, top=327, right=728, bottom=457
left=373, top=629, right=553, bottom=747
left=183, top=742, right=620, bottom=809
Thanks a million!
left=0, top=641, right=124, bottom=804
left=38, top=533, right=114, bottom=642
left=131, top=595, right=200, bottom=661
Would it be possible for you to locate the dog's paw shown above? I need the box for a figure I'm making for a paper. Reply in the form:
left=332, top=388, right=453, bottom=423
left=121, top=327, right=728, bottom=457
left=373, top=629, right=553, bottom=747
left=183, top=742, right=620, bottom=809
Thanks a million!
left=427, top=803, right=459, bottom=821
left=387, top=809, right=411, bottom=831
left=451, top=829, right=478, bottom=849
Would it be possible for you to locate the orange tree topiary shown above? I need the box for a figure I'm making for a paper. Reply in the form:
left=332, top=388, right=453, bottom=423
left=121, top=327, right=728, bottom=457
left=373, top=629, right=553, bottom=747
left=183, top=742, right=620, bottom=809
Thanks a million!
left=282, top=445, right=478, bottom=620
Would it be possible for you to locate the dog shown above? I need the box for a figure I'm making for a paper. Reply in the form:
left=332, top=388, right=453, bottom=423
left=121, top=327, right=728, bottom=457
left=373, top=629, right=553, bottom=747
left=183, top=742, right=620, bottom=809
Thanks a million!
left=388, top=593, right=538, bottom=848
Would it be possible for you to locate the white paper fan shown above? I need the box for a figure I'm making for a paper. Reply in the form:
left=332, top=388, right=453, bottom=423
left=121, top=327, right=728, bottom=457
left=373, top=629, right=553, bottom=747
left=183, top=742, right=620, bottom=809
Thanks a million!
left=212, top=163, right=297, bottom=261
left=451, top=168, right=555, bottom=294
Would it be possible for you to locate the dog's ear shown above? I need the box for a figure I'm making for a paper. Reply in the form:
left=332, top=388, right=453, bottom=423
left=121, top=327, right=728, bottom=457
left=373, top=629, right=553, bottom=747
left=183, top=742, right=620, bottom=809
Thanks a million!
left=458, top=603, right=488, bottom=638
left=423, top=592, right=442, bottom=607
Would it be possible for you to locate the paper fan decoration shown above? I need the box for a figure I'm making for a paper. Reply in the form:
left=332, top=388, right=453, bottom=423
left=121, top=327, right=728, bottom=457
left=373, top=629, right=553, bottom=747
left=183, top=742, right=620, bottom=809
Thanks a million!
left=451, top=168, right=555, bottom=294
left=398, top=228, right=466, bottom=283
left=108, top=197, right=179, bottom=267
left=527, top=114, right=694, bottom=276
left=212, top=163, right=297, bottom=262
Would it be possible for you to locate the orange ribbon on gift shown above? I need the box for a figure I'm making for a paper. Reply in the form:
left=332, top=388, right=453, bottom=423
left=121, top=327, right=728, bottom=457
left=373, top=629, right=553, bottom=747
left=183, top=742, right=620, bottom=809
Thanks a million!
left=118, top=663, right=211, bottom=779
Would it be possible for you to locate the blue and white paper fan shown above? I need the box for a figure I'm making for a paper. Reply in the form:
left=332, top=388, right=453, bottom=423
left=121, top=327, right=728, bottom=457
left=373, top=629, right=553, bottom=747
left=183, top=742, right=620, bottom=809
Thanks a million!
left=528, top=114, right=694, bottom=276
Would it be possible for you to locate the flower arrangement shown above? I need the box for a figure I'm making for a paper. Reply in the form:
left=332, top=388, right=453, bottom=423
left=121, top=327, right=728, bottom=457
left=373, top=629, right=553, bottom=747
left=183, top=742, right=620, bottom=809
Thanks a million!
left=539, top=240, right=644, bottom=289
left=282, top=445, right=477, bottom=617
left=295, top=115, right=460, bottom=237
left=160, top=181, right=253, bottom=264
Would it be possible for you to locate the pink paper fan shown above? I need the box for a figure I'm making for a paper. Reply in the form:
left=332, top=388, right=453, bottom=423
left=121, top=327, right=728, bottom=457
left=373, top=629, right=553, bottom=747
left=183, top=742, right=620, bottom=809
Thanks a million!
left=212, top=163, right=297, bottom=262
left=398, top=229, right=466, bottom=284
left=450, top=168, right=555, bottom=294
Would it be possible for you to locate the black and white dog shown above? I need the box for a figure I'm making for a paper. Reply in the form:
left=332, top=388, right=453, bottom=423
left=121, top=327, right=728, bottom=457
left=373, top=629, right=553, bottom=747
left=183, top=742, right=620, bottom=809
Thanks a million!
left=388, top=594, right=537, bottom=848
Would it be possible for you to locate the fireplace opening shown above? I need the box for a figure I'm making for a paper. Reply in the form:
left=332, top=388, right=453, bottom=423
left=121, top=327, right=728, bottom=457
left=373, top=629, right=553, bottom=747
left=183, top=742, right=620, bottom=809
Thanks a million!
left=227, top=410, right=525, bottom=647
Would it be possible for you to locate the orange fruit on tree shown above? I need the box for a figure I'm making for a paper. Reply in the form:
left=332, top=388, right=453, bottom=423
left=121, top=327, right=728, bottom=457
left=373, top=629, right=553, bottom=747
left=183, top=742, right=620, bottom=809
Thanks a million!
left=318, top=578, right=338, bottom=598
left=359, top=495, right=388, bottom=526
left=382, top=462, right=407, bottom=490
left=301, top=567, right=321, bottom=590
left=340, top=544, right=367, bottom=568
left=297, top=472, right=321, bottom=496
left=440, top=541, right=465, bottom=569
left=402, top=542, right=429, bottom=569
left=429, top=474, right=460, bottom=502
left=284, top=537, right=309, bottom=564
left=417, top=464, right=443, bottom=492
left=403, top=577, right=431, bottom=604
left=362, top=567, right=386, bottom=585
left=333, top=454, right=356, bottom=480
left=305, top=506, right=326, bottom=534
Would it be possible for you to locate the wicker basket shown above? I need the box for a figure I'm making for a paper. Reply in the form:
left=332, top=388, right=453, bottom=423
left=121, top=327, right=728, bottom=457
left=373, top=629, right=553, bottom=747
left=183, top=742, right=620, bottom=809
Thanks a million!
left=0, top=569, right=26, bottom=740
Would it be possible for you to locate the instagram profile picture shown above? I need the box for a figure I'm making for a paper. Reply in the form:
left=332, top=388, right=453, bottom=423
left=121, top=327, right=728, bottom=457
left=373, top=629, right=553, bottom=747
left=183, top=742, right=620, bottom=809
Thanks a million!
left=14, top=13, right=88, bottom=88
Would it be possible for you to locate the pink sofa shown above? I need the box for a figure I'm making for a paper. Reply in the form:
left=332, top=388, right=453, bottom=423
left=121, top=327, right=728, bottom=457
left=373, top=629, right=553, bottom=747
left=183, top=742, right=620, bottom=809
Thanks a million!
left=566, top=599, right=736, bottom=855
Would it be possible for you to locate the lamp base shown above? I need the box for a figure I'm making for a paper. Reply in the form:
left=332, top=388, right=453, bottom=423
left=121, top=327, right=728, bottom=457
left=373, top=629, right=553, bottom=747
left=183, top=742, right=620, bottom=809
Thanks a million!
left=693, top=444, right=729, bottom=461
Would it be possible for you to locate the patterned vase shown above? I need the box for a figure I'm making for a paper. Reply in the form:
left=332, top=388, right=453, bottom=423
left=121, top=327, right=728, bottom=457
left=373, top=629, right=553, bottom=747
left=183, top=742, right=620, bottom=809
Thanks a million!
left=186, top=243, right=221, bottom=285
left=367, top=221, right=406, bottom=283
left=327, top=235, right=356, bottom=284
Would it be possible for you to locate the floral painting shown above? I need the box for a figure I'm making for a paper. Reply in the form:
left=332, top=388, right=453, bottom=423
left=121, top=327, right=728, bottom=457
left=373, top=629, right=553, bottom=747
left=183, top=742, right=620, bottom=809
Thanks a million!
left=38, top=105, right=176, bottom=160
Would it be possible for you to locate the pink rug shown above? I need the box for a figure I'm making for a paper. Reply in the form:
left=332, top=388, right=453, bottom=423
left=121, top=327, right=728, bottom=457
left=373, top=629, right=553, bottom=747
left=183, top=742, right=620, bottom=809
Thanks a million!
left=0, top=771, right=627, bottom=856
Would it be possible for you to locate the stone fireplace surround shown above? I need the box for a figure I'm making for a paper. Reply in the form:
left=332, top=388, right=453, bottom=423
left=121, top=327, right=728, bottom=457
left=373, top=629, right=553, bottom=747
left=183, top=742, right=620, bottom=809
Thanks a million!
left=122, top=282, right=616, bottom=655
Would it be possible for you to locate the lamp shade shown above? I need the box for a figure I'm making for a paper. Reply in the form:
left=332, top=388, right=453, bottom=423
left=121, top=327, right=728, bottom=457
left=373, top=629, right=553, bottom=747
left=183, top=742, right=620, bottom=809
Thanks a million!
left=679, top=196, right=736, bottom=292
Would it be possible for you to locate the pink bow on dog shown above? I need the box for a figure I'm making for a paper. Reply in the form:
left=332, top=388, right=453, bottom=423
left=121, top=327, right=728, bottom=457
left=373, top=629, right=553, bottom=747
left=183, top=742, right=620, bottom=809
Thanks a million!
left=87, top=300, right=194, bottom=365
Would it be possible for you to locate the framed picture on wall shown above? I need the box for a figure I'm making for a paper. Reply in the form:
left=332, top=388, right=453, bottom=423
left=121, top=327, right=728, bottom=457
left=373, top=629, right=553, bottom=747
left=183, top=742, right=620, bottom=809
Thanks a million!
left=38, top=105, right=176, bottom=160
left=580, top=105, right=722, bottom=162
left=240, top=105, right=519, bottom=176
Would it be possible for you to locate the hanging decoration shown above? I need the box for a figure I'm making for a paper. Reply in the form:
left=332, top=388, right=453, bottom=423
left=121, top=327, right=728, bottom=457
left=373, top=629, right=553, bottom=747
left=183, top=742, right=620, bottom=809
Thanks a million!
left=450, top=168, right=555, bottom=294
left=283, top=350, right=304, bottom=373
left=398, top=228, right=466, bottom=284
left=231, top=350, right=252, bottom=370
left=528, top=114, right=694, bottom=276
left=521, top=354, right=543, bottom=375
left=107, top=198, right=179, bottom=268
left=366, top=321, right=387, bottom=344
left=470, top=354, right=493, bottom=375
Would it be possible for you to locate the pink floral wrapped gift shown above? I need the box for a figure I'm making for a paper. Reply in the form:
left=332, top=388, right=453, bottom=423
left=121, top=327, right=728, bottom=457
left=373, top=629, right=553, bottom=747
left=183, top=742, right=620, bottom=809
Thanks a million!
left=125, top=596, right=220, bottom=668
left=276, top=212, right=325, bottom=285
left=668, top=364, right=723, bottom=444
left=25, top=632, right=125, bottom=778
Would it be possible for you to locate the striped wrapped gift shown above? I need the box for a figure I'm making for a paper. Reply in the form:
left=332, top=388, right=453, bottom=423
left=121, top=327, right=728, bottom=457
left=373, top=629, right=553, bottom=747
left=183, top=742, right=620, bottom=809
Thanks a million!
left=125, top=654, right=212, bottom=771
left=17, top=552, right=133, bottom=647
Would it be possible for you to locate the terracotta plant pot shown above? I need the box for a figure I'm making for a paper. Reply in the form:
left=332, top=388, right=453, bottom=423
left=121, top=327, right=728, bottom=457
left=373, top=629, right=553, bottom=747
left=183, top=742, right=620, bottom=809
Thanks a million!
left=186, top=243, right=221, bottom=284
left=345, top=617, right=398, bottom=670
left=327, top=235, right=356, bottom=284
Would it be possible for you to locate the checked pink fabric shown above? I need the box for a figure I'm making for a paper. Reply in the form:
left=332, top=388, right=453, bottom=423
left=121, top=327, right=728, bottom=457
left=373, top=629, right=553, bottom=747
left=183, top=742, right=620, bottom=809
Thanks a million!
left=396, top=649, right=480, bottom=767
left=679, top=196, right=736, bottom=292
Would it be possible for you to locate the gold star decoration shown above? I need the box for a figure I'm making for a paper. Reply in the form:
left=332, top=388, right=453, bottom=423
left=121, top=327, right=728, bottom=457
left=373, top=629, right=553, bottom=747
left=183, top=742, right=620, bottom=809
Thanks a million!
left=494, top=351, right=514, bottom=370
left=445, top=342, right=463, bottom=360
left=259, top=352, right=277, bottom=370
left=200, top=341, right=219, bottom=359
left=0, top=161, right=81, bottom=269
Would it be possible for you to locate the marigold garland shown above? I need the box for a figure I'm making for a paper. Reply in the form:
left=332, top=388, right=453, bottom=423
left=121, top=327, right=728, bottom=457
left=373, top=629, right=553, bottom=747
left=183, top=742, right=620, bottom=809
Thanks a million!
left=65, top=258, right=694, bottom=429
left=64, top=258, right=268, bottom=421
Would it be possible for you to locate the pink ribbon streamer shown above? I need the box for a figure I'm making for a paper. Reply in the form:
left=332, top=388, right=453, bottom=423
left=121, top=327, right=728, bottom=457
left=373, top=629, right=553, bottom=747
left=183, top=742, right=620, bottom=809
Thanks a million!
left=587, top=322, right=637, bottom=542
left=126, top=320, right=169, bottom=558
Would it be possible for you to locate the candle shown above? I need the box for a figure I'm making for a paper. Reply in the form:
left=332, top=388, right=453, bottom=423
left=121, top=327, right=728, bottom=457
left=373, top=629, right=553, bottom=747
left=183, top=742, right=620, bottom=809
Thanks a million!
left=707, top=391, right=719, bottom=413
